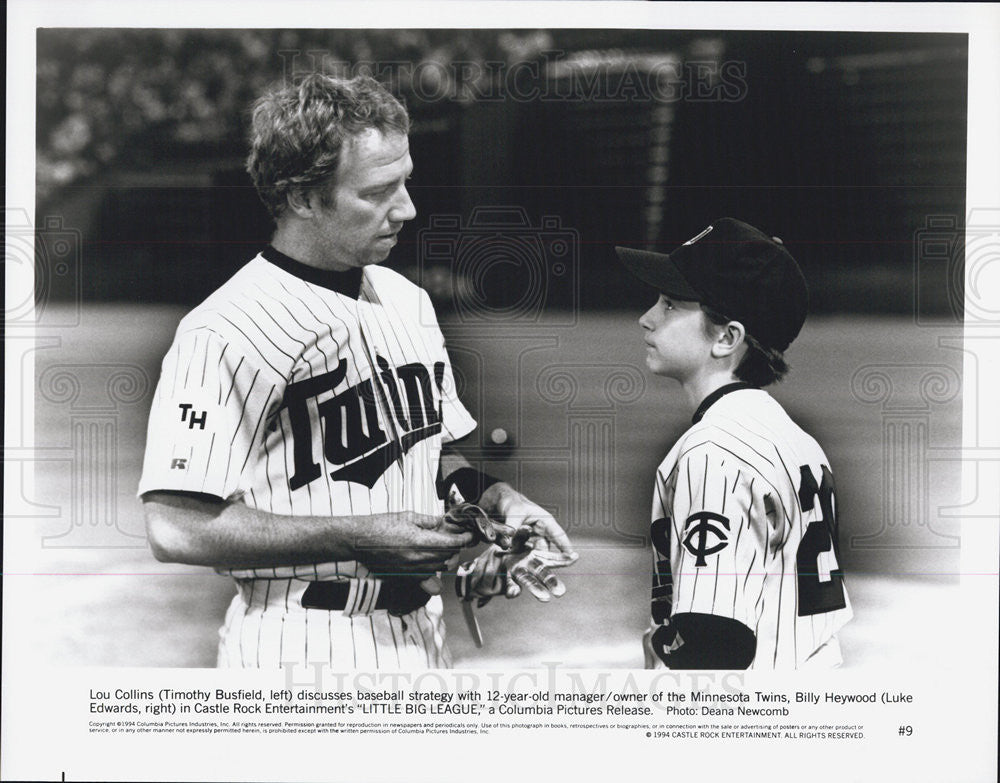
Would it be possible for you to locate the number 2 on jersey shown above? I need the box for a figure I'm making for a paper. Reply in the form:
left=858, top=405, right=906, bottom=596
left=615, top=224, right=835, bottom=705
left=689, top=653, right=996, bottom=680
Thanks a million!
left=796, top=465, right=847, bottom=616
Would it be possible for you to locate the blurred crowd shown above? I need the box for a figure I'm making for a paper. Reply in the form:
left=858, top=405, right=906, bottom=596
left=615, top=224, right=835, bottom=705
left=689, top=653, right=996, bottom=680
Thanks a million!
left=36, top=28, right=554, bottom=203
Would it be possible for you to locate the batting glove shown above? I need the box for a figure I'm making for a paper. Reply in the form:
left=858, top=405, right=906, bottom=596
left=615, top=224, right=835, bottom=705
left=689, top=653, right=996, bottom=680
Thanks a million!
left=455, top=526, right=579, bottom=605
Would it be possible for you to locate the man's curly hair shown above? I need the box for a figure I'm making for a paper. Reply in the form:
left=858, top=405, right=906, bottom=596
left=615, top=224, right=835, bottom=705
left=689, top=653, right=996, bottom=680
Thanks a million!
left=246, top=73, right=410, bottom=219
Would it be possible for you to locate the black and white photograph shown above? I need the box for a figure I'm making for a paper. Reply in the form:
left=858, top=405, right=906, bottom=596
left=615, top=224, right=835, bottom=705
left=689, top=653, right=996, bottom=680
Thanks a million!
left=4, top=2, right=999, bottom=782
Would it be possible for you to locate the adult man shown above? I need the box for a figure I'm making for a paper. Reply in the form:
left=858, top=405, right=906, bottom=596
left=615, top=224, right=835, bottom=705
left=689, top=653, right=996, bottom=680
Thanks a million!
left=140, top=74, right=576, bottom=669
left=616, top=218, right=852, bottom=669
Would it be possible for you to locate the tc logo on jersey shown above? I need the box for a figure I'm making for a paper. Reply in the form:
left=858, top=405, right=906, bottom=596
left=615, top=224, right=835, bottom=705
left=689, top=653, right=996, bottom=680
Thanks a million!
left=682, top=511, right=730, bottom=566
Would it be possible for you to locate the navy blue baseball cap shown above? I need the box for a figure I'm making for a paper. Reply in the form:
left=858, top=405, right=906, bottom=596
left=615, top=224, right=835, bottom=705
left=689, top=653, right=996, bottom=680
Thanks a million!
left=615, top=218, right=809, bottom=352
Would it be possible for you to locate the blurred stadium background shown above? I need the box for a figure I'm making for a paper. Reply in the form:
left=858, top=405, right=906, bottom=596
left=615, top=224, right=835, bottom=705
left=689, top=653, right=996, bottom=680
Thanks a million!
left=21, top=28, right=968, bottom=668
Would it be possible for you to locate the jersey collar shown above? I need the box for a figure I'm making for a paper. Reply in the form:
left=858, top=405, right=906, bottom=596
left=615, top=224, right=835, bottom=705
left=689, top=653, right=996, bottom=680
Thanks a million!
left=262, top=245, right=363, bottom=299
left=692, top=382, right=757, bottom=424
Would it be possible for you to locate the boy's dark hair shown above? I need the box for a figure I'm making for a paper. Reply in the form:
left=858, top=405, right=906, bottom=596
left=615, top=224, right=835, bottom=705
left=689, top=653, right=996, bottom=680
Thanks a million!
left=701, top=305, right=790, bottom=387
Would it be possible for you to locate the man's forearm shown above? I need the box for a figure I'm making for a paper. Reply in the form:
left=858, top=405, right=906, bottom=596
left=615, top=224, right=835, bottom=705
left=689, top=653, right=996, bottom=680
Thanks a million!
left=143, top=491, right=470, bottom=572
left=144, top=491, right=361, bottom=568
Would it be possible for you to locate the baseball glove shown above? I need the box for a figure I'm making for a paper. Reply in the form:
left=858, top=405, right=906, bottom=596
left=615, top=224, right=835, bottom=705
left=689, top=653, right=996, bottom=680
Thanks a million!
left=456, top=534, right=576, bottom=603
left=453, top=518, right=578, bottom=646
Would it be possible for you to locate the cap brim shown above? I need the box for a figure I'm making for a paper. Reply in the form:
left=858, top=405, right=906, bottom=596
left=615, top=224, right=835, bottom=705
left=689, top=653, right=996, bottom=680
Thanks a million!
left=614, top=246, right=702, bottom=301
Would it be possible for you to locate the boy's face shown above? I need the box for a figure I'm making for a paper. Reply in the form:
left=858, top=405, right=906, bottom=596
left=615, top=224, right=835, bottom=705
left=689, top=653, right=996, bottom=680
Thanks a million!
left=639, top=295, right=718, bottom=381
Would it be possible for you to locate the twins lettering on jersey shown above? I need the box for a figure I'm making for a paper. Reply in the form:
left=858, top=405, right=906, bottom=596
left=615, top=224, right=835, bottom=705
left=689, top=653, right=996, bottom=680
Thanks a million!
left=282, top=355, right=446, bottom=490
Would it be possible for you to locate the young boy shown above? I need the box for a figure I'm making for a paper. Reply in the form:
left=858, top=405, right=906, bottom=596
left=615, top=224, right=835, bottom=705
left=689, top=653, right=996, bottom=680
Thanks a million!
left=616, top=218, right=853, bottom=670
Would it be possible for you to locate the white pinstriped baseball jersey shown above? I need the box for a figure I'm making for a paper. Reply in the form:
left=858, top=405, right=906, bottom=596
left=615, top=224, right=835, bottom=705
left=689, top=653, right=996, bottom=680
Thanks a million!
left=648, top=384, right=853, bottom=669
left=140, top=247, right=476, bottom=669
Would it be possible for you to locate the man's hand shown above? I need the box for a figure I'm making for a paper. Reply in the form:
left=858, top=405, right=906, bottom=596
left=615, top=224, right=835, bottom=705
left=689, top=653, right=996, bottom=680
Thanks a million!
left=478, top=484, right=577, bottom=560
left=354, top=511, right=476, bottom=579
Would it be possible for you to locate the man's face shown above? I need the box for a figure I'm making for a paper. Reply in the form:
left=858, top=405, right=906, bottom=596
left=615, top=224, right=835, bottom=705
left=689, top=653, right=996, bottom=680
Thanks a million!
left=639, top=295, right=718, bottom=381
left=312, top=128, right=416, bottom=270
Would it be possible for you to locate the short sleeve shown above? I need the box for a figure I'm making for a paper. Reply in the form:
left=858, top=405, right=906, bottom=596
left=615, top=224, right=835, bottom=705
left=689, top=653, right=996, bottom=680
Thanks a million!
left=138, top=329, right=281, bottom=499
left=667, top=441, right=773, bottom=631
left=419, top=288, right=476, bottom=444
